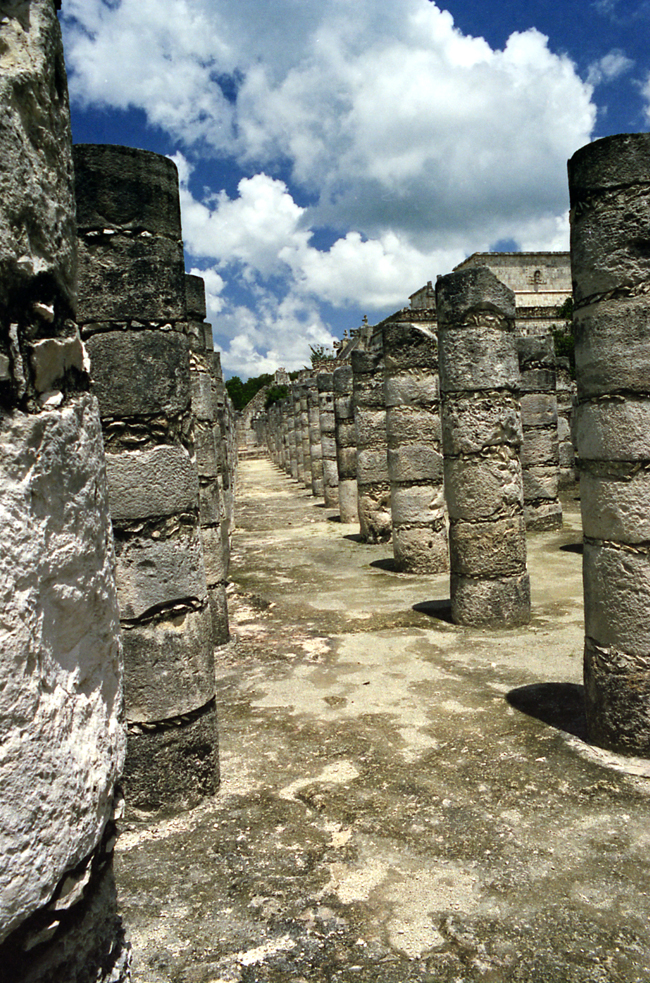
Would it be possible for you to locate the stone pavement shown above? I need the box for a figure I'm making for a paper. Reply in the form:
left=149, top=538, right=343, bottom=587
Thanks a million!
left=115, top=457, right=650, bottom=983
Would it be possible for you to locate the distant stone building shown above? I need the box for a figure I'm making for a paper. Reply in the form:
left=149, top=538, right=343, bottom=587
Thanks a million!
left=453, top=252, right=571, bottom=335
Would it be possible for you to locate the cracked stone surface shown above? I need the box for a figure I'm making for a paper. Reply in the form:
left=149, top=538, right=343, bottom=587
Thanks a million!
left=115, top=458, right=650, bottom=983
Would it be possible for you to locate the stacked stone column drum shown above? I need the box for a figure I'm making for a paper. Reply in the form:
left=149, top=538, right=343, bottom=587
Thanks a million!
left=383, top=318, right=448, bottom=572
left=288, top=383, right=302, bottom=487
left=74, top=144, right=219, bottom=812
left=317, top=371, right=339, bottom=508
left=569, top=133, right=650, bottom=756
left=437, top=268, right=531, bottom=628
left=0, top=4, right=128, bottom=980
left=352, top=338, right=392, bottom=542
left=307, top=378, right=324, bottom=498
left=333, top=364, right=359, bottom=523
left=186, top=274, right=230, bottom=644
left=517, top=334, right=563, bottom=531
left=212, top=349, right=237, bottom=565
left=299, top=380, right=312, bottom=489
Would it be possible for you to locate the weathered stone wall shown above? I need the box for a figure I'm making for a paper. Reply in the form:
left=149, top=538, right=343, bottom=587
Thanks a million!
left=0, top=4, right=127, bottom=980
left=569, top=133, right=650, bottom=756
left=75, top=144, right=219, bottom=814
left=383, top=317, right=448, bottom=573
left=437, top=267, right=530, bottom=628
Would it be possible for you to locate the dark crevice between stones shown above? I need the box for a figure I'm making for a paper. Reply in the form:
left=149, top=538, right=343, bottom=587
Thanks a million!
left=127, top=696, right=216, bottom=735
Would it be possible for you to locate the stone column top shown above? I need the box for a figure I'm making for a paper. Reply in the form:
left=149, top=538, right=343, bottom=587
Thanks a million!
left=436, top=267, right=516, bottom=325
left=73, top=144, right=182, bottom=237
left=185, top=274, right=207, bottom=321
left=568, top=133, right=650, bottom=200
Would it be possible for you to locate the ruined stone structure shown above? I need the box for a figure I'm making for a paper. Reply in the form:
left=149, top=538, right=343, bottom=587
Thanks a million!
left=569, top=133, right=650, bottom=756
left=333, top=364, right=359, bottom=523
left=0, top=4, right=128, bottom=980
left=74, top=144, right=219, bottom=813
left=352, top=334, right=392, bottom=542
left=454, top=251, right=571, bottom=336
left=307, top=378, right=324, bottom=498
left=317, top=371, right=339, bottom=508
left=437, top=267, right=531, bottom=628
left=211, top=350, right=236, bottom=581
left=383, top=315, right=448, bottom=572
left=299, top=379, right=312, bottom=490
left=186, top=274, right=230, bottom=645
left=556, top=357, right=578, bottom=490
left=517, top=335, right=563, bottom=531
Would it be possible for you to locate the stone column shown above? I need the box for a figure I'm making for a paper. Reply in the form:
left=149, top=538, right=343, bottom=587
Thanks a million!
left=186, top=274, right=230, bottom=645
left=437, top=267, right=530, bottom=628
left=556, top=360, right=578, bottom=490
left=277, top=398, right=288, bottom=472
left=517, top=334, right=563, bottom=531
left=0, top=4, right=128, bottom=980
left=75, top=144, right=219, bottom=813
left=352, top=336, right=392, bottom=542
left=383, top=317, right=448, bottom=572
left=292, top=382, right=306, bottom=484
left=212, top=350, right=236, bottom=570
left=318, top=371, right=339, bottom=508
left=307, top=378, right=324, bottom=498
left=334, top=364, right=359, bottom=523
left=568, top=133, right=650, bottom=755
left=300, top=379, right=312, bottom=490
left=287, top=390, right=299, bottom=479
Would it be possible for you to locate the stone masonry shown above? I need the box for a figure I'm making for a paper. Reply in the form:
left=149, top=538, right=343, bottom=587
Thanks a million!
left=307, top=377, right=324, bottom=498
left=318, top=370, right=339, bottom=508
left=383, top=316, right=448, bottom=573
left=569, top=133, right=650, bottom=756
left=517, top=334, right=563, bottom=531
left=333, top=364, right=359, bottom=523
left=74, top=143, right=219, bottom=813
left=0, top=4, right=128, bottom=980
left=437, top=267, right=531, bottom=628
left=186, top=274, right=230, bottom=645
left=352, top=334, right=392, bottom=542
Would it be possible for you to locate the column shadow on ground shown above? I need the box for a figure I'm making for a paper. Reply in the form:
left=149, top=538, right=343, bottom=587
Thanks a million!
left=370, top=558, right=400, bottom=572
left=412, top=599, right=454, bottom=623
left=560, top=542, right=583, bottom=554
left=506, top=682, right=588, bottom=741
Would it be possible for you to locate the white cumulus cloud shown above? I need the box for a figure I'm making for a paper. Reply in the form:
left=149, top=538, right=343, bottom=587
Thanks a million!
left=62, top=0, right=597, bottom=377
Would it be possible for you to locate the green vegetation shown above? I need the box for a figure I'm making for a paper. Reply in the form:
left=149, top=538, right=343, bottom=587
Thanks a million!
left=264, top=384, right=290, bottom=409
left=551, top=296, right=575, bottom=379
left=225, top=373, right=273, bottom=411
left=309, top=344, right=337, bottom=366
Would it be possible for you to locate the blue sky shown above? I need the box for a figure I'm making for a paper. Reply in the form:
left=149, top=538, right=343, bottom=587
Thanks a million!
left=60, top=0, right=650, bottom=379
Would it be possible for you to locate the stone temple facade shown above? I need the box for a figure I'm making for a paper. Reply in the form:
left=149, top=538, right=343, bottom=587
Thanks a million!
left=453, top=252, right=572, bottom=336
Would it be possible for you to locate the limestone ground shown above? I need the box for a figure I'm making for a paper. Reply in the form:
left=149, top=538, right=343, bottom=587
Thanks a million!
left=115, top=457, right=650, bottom=983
